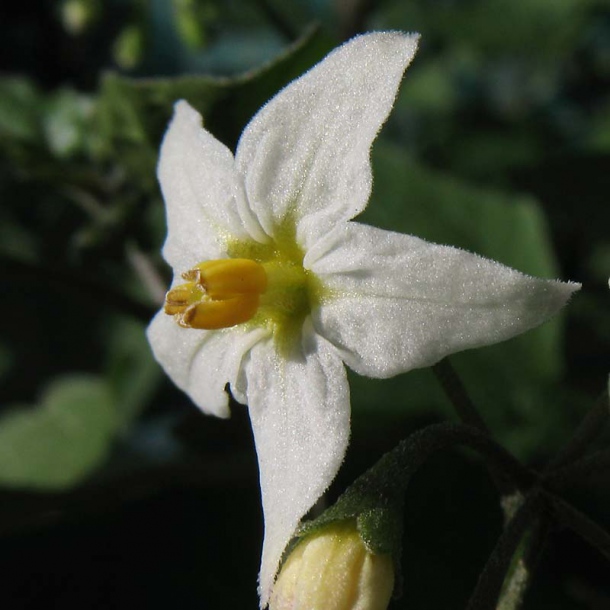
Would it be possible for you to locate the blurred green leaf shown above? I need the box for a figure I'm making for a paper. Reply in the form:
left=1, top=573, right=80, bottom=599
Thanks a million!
left=106, top=317, right=161, bottom=428
left=44, top=89, right=96, bottom=158
left=60, top=0, right=101, bottom=36
left=0, top=78, right=42, bottom=144
left=173, top=0, right=218, bottom=49
left=378, top=0, right=591, bottom=58
left=0, top=203, right=39, bottom=261
left=588, top=102, right=610, bottom=152
left=0, top=375, right=117, bottom=490
left=0, top=76, right=101, bottom=171
left=113, top=25, right=145, bottom=71
left=399, top=55, right=459, bottom=114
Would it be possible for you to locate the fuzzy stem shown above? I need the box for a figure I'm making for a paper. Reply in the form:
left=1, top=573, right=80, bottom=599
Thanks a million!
left=432, top=358, right=517, bottom=497
left=302, top=422, right=536, bottom=537
left=433, top=358, right=490, bottom=433
left=496, top=511, right=551, bottom=610
left=466, top=491, right=544, bottom=610
left=545, top=448, right=610, bottom=489
left=547, top=391, right=609, bottom=471
left=548, top=493, right=610, bottom=562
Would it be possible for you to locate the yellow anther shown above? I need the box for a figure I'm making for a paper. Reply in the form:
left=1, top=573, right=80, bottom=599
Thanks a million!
left=183, top=258, right=267, bottom=298
left=165, top=259, right=268, bottom=330
left=164, top=282, right=205, bottom=315
left=180, top=293, right=260, bottom=330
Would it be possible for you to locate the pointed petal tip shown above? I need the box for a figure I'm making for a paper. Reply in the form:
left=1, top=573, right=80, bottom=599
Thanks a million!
left=350, top=30, right=420, bottom=66
left=545, top=278, right=581, bottom=312
left=565, top=279, right=582, bottom=295
left=158, top=100, right=201, bottom=169
left=168, top=99, right=203, bottom=129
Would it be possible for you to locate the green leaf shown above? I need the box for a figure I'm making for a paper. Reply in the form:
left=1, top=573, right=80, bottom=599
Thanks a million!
left=0, top=374, right=117, bottom=490
left=43, top=88, right=96, bottom=158
left=0, top=78, right=42, bottom=145
left=105, top=317, right=161, bottom=428
left=378, top=0, right=590, bottom=58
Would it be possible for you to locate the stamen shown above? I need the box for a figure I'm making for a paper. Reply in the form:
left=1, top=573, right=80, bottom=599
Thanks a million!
left=165, top=259, right=268, bottom=330
left=181, top=294, right=261, bottom=330
left=186, top=259, right=268, bottom=297
left=164, top=282, right=205, bottom=315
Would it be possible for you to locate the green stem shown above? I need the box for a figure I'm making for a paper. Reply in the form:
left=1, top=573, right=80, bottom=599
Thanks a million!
left=302, top=422, right=536, bottom=537
left=433, top=358, right=490, bottom=433
left=466, top=491, right=544, bottom=610
left=548, top=493, right=610, bottom=563
left=364, top=423, right=534, bottom=496
left=547, top=391, right=609, bottom=471
left=496, top=511, right=551, bottom=610
left=432, top=358, right=517, bottom=497
left=545, top=448, right=610, bottom=489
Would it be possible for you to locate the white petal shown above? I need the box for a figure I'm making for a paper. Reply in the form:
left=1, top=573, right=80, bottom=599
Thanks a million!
left=158, top=101, right=267, bottom=272
left=235, top=32, right=419, bottom=249
left=243, top=324, right=350, bottom=607
left=308, top=222, right=580, bottom=377
left=146, top=311, right=267, bottom=417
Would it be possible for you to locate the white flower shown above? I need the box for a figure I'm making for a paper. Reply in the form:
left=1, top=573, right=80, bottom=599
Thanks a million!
left=147, top=32, right=579, bottom=607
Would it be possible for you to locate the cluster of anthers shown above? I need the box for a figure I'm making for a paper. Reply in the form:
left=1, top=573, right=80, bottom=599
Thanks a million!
left=164, top=259, right=268, bottom=330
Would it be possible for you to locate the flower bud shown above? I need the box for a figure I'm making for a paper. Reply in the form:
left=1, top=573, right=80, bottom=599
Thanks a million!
left=270, top=520, right=394, bottom=610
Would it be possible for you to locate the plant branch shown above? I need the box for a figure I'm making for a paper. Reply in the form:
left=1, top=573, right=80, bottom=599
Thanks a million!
left=466, top=490, right=544, bottom=610
left=547, top=391, right=609, bottom=471
left=545, top=448, right=610, bottom=490
left=308, top=422, right=536, bottom=534
left=548, top=493, right=610, bottom=563
left=433, top=358, right=490, bottom=433
left=432, top=358, right=517, bottom=496
left=496, top=511, right=551, bottom=610
left=380, top=423, right=535, bottom=495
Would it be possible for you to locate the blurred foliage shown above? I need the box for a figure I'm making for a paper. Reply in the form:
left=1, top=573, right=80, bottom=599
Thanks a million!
left=0, top=0, right=609, bottom=608
left=0, top=375, right=115, bottom=489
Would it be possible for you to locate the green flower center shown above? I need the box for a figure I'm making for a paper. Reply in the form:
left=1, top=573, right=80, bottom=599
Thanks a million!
left=163, top=219, right=325, bottom=355
left=228, top=220, right=325, bottom=354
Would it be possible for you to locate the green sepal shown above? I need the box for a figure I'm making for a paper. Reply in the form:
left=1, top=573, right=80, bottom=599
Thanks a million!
left=296, top=488, right=405, bottom=597
left=294, top=434, right=409, bottom=595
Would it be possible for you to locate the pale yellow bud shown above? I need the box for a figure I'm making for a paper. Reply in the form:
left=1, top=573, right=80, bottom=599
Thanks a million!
left=270, top=521, right=394, bottom=610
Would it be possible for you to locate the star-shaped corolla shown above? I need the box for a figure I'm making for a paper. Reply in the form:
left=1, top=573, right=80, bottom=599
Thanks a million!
left=147, top=32, right=579, bottom=606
